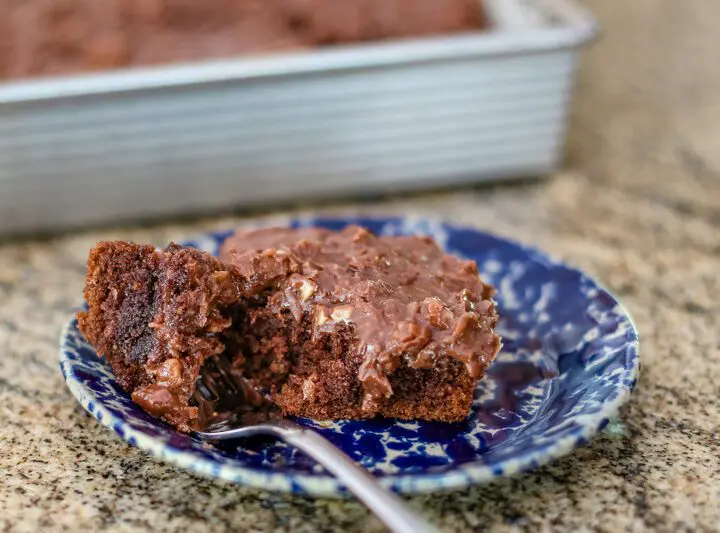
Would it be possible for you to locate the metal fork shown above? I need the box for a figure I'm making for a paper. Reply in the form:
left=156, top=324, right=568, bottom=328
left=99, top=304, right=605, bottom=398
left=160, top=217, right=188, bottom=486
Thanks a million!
left=193, top=356, right=438, bottom=533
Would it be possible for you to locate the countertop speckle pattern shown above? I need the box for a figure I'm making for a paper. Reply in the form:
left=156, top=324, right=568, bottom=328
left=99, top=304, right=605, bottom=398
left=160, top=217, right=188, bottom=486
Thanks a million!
left=2, top=1, right=720, bottom=531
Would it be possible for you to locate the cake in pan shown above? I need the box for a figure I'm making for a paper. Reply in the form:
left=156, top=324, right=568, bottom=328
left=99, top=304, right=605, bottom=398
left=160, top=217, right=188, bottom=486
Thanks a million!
left=1, top=0, right=486, bottom=79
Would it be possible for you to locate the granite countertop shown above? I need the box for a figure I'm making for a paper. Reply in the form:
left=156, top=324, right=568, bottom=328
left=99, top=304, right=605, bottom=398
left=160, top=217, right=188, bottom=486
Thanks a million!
left=2, top=1, right=719, bottom=531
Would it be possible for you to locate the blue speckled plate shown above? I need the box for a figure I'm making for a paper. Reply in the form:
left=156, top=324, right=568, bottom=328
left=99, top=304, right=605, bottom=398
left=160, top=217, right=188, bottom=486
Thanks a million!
left=59, top=216, right=639, bottom=497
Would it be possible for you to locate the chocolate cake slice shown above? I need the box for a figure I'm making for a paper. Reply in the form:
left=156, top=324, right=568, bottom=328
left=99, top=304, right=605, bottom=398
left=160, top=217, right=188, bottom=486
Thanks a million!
left=220, top=226, right=501, bottom=422
left=78, top=225, right=501, bottom=431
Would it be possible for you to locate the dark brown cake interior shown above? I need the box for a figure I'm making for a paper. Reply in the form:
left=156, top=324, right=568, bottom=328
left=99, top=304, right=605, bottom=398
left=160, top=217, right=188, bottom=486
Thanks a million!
left=230, top=295, right=478, bottom=421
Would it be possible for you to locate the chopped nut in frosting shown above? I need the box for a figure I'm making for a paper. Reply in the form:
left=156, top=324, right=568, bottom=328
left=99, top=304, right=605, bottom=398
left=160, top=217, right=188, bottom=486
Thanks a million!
left=331, top=305, right=353, bottom=323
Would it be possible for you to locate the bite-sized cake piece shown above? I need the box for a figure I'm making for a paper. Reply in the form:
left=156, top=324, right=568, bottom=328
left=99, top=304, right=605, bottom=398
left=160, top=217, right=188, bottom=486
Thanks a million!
left=220, top=225, right=501, bottom=422
left=77, top=240, right=298, bottom=431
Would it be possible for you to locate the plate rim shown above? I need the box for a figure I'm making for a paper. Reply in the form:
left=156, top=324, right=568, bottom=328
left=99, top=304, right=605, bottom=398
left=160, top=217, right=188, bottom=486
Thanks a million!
left=59, top=216, right=640, bottom=497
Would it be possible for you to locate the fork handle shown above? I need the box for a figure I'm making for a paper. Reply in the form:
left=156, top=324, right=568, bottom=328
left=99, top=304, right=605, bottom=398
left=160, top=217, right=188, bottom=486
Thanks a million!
left=283, top=427, right=439, bottom=533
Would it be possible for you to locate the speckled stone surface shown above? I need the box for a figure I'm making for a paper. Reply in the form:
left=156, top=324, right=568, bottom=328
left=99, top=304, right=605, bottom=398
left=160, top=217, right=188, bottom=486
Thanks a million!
left=1, top=1, right=719, bottom=531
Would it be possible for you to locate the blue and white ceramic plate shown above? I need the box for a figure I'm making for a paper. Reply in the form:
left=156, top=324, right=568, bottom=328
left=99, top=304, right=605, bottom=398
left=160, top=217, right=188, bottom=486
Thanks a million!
left=60, top=216, right=639, bottom=497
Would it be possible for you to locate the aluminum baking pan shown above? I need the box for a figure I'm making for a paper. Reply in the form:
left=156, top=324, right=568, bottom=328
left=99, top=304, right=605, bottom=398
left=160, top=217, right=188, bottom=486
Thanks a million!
left=0, top=0, right=597, bottom=235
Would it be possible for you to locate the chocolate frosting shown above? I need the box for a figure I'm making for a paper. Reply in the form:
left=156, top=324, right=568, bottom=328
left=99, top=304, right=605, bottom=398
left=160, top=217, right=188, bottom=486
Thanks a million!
left=220, top=225, right=501, bottom=412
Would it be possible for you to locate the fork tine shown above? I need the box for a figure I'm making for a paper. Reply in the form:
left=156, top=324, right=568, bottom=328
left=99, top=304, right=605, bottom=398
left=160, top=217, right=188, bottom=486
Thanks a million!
left=214, top=355, right=245, bottom=400
left=196, top=353, right=276, bottom=418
